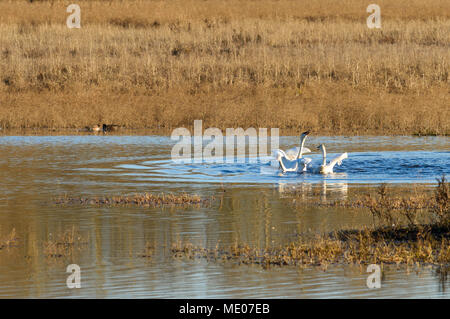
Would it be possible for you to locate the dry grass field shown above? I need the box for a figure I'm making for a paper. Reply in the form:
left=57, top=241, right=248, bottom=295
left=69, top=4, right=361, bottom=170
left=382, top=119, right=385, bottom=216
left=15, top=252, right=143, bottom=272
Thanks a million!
left=0, top=0, right=449, bottom=134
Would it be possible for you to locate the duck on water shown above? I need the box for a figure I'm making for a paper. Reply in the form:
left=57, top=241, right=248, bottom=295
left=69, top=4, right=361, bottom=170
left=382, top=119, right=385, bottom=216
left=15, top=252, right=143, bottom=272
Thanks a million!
left=85, top=124, right=120, bottom=133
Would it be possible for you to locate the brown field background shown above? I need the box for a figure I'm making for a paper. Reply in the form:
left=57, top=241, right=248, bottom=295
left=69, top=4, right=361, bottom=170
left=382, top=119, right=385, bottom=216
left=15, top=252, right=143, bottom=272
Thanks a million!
left=0, top=0, right=449, bottom=135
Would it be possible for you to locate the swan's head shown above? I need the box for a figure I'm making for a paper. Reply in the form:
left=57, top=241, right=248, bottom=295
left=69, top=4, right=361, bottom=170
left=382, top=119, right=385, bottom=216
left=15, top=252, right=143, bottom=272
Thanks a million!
left=316, top=144, right=325, bottom=151
left=301, top=131, right=310, bottom=138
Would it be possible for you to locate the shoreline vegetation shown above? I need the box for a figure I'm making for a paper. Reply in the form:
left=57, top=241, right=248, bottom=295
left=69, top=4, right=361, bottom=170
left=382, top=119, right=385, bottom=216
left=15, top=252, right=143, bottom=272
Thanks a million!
left=55, top=192, right=213, bottom=207
left=170, top=177, right=450, bottom=267
left=4, top=176, right=449, bottom=267
left=0, top=0, right=449, bottom=135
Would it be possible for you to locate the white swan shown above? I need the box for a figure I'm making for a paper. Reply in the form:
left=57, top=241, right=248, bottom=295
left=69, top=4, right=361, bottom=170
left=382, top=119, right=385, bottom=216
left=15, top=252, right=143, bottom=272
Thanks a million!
left=281, top=146, right=311, bottom=161
left=271, top=147, right=311, bottom=167
left=273, top=131, right=311, bottom=173
left=316, top=144, right=348, bottom=174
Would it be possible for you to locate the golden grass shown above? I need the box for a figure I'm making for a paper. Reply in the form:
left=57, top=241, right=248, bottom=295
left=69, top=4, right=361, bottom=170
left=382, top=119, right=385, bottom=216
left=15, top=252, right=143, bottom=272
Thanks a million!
left=170, top=231, right=450, bottom=267
left=0, top=0, right=449, bottom=134
left=55, top=192, right=212, bottom=207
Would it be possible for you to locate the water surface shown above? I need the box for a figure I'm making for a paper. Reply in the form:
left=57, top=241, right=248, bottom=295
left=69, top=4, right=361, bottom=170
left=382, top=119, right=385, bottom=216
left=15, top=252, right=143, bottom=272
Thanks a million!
left=0, top=135, right=448, bottom=298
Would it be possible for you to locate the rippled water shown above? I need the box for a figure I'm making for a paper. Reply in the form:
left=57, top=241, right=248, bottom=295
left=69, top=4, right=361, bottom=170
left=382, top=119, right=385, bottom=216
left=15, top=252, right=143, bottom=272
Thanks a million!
left=0, top=135, right=448, bottom=298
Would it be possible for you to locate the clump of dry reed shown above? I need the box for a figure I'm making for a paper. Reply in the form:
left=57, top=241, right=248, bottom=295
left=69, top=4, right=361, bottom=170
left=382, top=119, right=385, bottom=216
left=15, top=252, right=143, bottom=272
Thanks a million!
left=432, top=176, right=450, bottom=226
left=55, top=192, right=212, bottom=207
left=0, top=0, right=448, bottom=134
left=44, top=226, right=88, bottom=258
left=289, top=178, right=448, bottom=229
left=171, top=179, right=450, bottom=267
left=365, top=176, right=449, bottom=228
left=171, top=232, right=450, bottom=267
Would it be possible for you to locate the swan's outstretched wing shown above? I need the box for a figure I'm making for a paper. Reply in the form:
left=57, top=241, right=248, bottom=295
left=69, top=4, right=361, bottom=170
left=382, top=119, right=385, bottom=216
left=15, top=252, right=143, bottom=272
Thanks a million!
left=279, top=157, right=299, bottom=172
left=285, top=147, right=311, bottom=160
left=272, top=149, right=287, bottom=158
left=326, top=152, right=348, bottom=170
left=270, top=149, right=284, bottom=167
left=286, top=146, right=312, bottom=154
left=284, top=147, right=298, bottom=160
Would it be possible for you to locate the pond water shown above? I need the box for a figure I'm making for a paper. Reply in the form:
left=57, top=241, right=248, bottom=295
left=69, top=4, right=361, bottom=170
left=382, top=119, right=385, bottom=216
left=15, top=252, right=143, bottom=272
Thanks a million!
left=0, top=135, right=448, bottom=298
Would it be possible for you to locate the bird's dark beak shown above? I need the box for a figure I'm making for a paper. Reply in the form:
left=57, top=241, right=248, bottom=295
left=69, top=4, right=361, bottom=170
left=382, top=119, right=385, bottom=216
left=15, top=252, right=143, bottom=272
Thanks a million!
left=302, top=130, right=310, bottom=136
left=316, top=145, right=320, bottom=149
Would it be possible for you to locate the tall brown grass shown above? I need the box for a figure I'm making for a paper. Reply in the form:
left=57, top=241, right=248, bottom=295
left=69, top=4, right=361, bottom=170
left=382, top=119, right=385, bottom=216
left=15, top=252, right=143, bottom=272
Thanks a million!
left=0, top=0, right=449, bottom=134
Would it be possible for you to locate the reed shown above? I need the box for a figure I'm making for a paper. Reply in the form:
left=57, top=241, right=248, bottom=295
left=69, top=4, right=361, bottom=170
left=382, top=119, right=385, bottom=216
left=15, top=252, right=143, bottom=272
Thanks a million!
left=364, top=176, right=449, bottom=227
left=170, top=231, right=450, bottom=267
left=0, top=0, right=448, bottom=134
left=171, top=179, right=450, bottom=267
left=288, top=178, right=449, bottom=228
left=55, top=192, right=212, bottom=207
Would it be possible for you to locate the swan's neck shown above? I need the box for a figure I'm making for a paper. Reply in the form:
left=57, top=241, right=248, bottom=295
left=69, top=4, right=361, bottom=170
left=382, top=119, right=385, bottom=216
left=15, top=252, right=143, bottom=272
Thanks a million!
left=321, top=146, right=327, bottom=166
left=296, top=135, right=307, bottom=160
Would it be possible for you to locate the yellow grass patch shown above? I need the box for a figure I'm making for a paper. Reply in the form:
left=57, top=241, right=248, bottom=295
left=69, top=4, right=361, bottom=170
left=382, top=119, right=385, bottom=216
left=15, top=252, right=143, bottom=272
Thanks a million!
left=0, top=0, right=449, bottom=134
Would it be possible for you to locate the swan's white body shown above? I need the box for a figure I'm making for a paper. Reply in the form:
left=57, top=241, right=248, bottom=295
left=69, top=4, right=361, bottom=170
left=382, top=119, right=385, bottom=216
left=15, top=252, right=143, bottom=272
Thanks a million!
left=272, top=131, right=311, bottom=173
left=282, top=147, right=311, bottom=161
left=271, top=148, right=310, bottom=167
left=317, top=144, right=348, bottom=174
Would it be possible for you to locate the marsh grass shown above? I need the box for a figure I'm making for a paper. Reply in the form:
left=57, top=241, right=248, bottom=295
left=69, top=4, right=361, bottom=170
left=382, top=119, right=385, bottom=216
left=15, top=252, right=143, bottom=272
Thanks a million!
left=55, top=192, right=213, bottom=207
left=432, top=176, right=450, bottom=225
left=171, top=179, right=450, bottom=267
left=289, top=179, right=448, bottom=228
left=289, top=184, right=431, bottom=207
left=0, top=0, right=449, bottom=134
left=44, top=226, right=88, bottom=258
left=170, top=226, right=450, bottom=267
left=171, top=231, right=450, bottom=267
left=364, top=176, right=449, bottom=228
